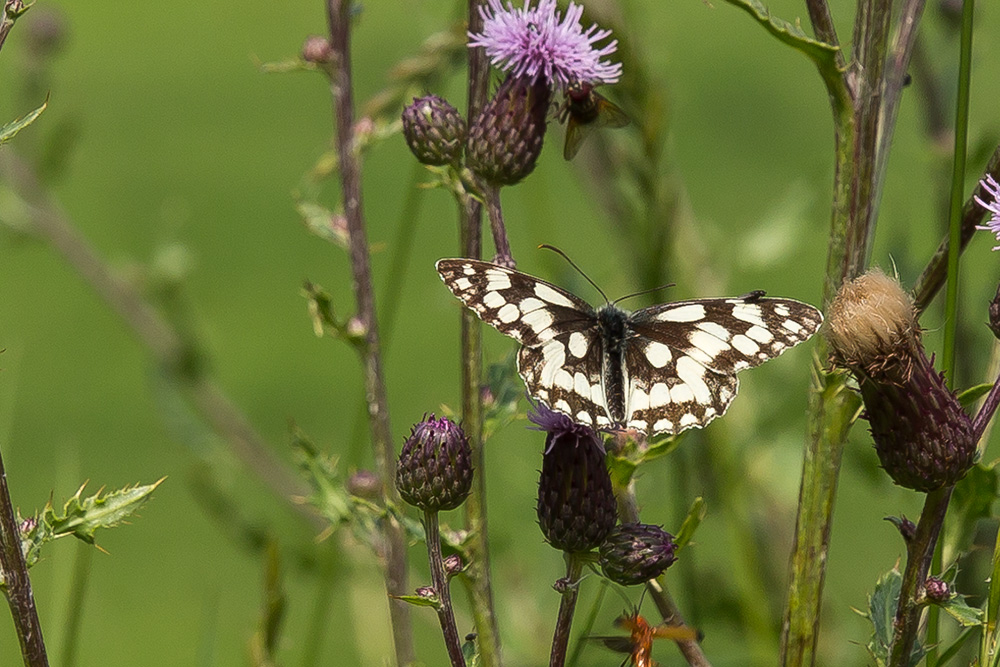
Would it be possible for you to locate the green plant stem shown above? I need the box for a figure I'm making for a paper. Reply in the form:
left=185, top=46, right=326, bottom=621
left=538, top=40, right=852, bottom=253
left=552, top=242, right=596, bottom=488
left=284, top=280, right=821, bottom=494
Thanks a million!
left=912, top=146, right=1000, bottom=312
left=0, top=0, right=26, bottom=54
left=58, top=541, right=92, bottom=667
left=888, top=486, right=953, bottom=667
left=940, top=0, right=975, bottom=385
left=325, top=2, right=413, bottom=664
left=459, top=3, right=501, bottom=665
left=548, top=554, right=584, bottom=667
left=424, top=510, right=467, bottom=667
left=0, top=445, right=49, bottom=667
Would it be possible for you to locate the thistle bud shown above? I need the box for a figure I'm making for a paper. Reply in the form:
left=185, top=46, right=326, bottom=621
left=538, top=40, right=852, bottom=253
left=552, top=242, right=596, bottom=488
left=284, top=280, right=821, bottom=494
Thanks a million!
left=396, top=415, right=473, bottom=512
left=827, top=271, right=975, bottom=491
left=466, top=75, right=551, bottom=185
left=599, top=523, right=678, bottom=586
left=346, top=469, right=381, bottom=500
left=531, top=403, right=615, bottom=553
left=301, top=35, right=333, bottom=65
left=401, top=95, right=467, bottom=167
left=925, top=577, right=950, bottom=603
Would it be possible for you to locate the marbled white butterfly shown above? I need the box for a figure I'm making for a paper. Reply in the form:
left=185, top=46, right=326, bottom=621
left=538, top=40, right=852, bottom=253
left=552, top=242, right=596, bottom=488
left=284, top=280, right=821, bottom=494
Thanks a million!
left=436, top=258, right=823, bottom=436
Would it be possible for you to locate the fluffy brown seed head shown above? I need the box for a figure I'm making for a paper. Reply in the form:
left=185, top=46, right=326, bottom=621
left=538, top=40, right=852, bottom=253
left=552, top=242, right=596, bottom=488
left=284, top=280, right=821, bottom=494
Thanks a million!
left=827, top=270, right=920, bottom=375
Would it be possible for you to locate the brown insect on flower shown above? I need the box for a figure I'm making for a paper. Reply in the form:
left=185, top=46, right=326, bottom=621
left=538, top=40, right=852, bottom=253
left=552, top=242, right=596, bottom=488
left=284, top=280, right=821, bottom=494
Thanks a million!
left=559, top=80, right=630, bottom=160
left=591, top=610, right=698, bottom=667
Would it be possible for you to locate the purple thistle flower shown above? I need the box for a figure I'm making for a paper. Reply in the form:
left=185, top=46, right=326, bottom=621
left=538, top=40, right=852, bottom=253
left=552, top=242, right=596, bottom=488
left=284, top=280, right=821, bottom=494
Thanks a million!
left=975, top=174, right=1000, bottom=250
left=527, top=399, right=605, bottom=455
left=469, top=0, right=622, bottom=90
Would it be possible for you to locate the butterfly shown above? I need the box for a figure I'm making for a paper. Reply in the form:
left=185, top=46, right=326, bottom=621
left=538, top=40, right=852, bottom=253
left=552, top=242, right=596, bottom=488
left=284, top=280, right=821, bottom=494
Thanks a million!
left=591, top=610, right=699, bottom=667
left=436, top=258, right=823, bottom=436
left=559, top=80, right=630, bottom=160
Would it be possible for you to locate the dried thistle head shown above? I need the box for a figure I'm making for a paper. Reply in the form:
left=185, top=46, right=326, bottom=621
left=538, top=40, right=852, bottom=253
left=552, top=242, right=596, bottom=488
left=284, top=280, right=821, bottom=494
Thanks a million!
left=826, top=270, right=975, bottom=492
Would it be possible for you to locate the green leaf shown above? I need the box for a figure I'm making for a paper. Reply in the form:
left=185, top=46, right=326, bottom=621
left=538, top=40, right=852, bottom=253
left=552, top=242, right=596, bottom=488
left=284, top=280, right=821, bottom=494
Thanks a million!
left=46, top=479, right=164, bottom=545
left=290, top=428, right=351, bottom=526
left=717, top=0, right=840, bottom=67
left=0, top=97, right=48, bottom=146
left=958, top=383, right=994, bottom=410
left=483, top=355, right=523, bottom=440
left=249, top=542, right=286, bottom=667
left=295, top=199, right=348, bottom=248
left=394, top=593, right=440, bottom=609
left=866, top=567, right=902, bottom=665
left=673, top=497, right=706, bottom=552
left=937, top=593, right=984, bottom=627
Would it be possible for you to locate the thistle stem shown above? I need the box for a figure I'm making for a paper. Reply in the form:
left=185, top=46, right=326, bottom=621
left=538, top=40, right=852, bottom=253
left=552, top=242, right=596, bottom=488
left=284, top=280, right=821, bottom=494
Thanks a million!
left=973, top=363, right=1000, bottom=443
left=548, top=554, right=584, bottom=667
left=888, top=486, right=953, bottom=667
left=459, top=3, right=502, bottom=665
left=0, top=445, right=50, bottom=667
left=0, top=0, right=25, bottom=54
left=424, top=510, right=467, bottom=667
left=325, top=1, right=413, bottom=663
left=483, top=183, right=514, bottom=267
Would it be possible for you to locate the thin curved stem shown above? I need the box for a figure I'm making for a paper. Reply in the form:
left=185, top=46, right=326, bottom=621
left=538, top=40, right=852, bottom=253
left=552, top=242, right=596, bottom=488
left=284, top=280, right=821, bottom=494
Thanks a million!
left=425, top=511, right=467, bottom=667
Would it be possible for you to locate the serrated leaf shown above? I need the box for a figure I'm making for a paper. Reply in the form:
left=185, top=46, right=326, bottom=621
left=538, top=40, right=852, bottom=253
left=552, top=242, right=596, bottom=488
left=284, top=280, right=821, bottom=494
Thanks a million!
left=295, top=199, right=348, bottom=248
left=957, top=383, right=994, bottom=410
left=937, top=593, right=984, bottom=627
left=673, top=497, right=706, bottom=552
left=290, top=428, right=351, bottom=526
left=394, top=594, right=440, bottom=608
left=0, top=98, right=47, bottom=146
left=867, top=567, right=901, bottom=664
left=718, top=0, right=839, bottom=67
left=42, top=479, right=164, bottom=545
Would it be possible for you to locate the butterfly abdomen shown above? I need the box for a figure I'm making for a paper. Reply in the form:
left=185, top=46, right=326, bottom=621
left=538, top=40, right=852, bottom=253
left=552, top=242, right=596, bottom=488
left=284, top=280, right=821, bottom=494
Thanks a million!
left=598, top=305, right=631, bottom=424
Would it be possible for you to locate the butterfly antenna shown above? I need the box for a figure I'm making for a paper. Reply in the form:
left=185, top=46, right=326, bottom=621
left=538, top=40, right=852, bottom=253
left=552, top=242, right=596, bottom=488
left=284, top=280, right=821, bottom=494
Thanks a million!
left=612, top=283, right=676, bottom=306
left=539, top=244, right=611, bottom=303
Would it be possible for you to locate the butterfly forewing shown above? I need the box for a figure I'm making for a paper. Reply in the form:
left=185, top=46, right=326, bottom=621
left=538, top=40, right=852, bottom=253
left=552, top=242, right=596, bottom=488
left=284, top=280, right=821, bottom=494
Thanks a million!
left=436, top=259, right=823, bottom=436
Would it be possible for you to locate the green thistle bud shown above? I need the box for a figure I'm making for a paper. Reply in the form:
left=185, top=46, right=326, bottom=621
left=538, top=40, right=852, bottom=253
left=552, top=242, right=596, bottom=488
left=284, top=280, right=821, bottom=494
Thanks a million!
left=827, top=271, right=976, bottom=492
left=531, top=403, right=616, bottom=553
left=401, top=95, right=467, bottom=166
left=599, top=523, right=677, bottom=586
left=466, top=75, right=551, bottom=185
left=396, top=415, right=473, bottom=512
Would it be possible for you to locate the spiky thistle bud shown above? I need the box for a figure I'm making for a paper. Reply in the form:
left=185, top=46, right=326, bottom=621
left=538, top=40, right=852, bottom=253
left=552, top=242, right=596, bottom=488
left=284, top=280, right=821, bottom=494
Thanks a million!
left=827, top=271, right=975, bottom=491
left=925, top=577, right=950, bottom=603
left=599, top=523, right=677, bottom=586
left=396, top=415, right=473, bottom=512
left=466, top=75, right=551, bottom=185
left=531, top=403, right=616, bottom=553
left=346, top=470, right=381, bottom=500
left=401, top=95, right=467, bottom=167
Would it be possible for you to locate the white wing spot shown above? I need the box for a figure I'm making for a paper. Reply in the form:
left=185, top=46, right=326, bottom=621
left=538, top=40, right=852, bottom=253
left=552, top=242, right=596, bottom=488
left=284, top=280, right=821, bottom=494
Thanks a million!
left=746, top=325, right=775, bottom=344
left=522, top=308, right=554, bottom=333
left=703, top=406, right=717, bottom=419
left=653, top=418, right=674, bottom=433
left=731, top=334, right=760, bottom=356
left=539, top=341, right=566, bottom=387
left=534, top=283, right=578, bottom=308
left=455, top=277, right=472, bottom=291
left=656, top=304, right=706, bottom=323
left=596, top=415, right=612, bottom=426
left=697, top=321, right=732, bottom=341
left=485, top=270, right=512, bottom=291
left=782, top=318, right=804, bottom=334
left=645, top=341, right=673, bottom=368
left=670, top=383, right=694, bottom=403
left=497, top=303, right=520, bottom=323
left=573, top=372, right=592, bottom=397
left=689, top=330, right=731, bottom=360
left=591, top=383, right=606, bottom=406
left=462, top=264, right=476, bottom=276
left=519, top=297, right=546, bottom=313
left=568, top=332, right=589, bottom=358
left=649, top=382, right=672, bottom=408
left=576, top=411, right=594, bottom=425
left=731, top=303, right=767, bottom=328
left=775, top=304, right=791, bottom=317
left=554, top=369, right=574, bottom=390
left=676, top=356, right=713, bottom=404
left=679, top=413, right=699, bottom=428
left=554, top=399, right=572, bottom=413
left=628, top=385, right=650, bottom=411
left=482, top=291, right=506, bottom=309
left=627, top=419, right=648, bottom=431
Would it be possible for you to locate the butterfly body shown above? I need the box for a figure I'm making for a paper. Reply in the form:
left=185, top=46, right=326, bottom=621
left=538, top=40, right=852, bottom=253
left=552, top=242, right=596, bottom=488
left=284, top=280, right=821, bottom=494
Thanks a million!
left=436, top=258, right=823, bottom=436
left=560, top=81, right=630, bottom=160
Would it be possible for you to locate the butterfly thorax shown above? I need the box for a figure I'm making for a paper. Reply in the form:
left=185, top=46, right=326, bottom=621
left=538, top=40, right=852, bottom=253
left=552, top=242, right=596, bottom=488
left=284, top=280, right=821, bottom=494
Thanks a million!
left=597, top=304, right=631, bottom=423
left=567, top=90, right=599, bottom=123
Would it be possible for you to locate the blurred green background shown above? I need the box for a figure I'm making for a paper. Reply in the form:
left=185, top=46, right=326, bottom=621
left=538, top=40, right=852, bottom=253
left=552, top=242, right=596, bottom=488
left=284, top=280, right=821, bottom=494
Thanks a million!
left=1, top=0, right=999, bottom=665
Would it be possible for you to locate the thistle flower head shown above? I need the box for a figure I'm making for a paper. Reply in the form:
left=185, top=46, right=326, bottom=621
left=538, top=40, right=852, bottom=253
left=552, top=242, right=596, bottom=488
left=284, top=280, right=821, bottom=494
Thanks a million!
left=599, top=523, right=677, bottom=586
left=469, top=0, right=622, bottom=89
left=401, top=95, right=467, bottom=166
left=531, top=401, right=616, bottom=552
left=975, top=174, right=1000, bottom=250
left=827, top=271, right=976, bottom=492
left=396, top=415, right=473, bottom=512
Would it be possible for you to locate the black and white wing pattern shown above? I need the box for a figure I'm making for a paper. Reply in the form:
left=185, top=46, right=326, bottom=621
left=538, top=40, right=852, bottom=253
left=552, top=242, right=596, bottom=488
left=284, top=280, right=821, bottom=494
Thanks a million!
left=436, top=258, right=823, bottom=436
